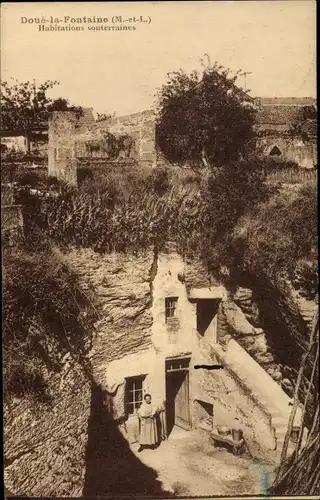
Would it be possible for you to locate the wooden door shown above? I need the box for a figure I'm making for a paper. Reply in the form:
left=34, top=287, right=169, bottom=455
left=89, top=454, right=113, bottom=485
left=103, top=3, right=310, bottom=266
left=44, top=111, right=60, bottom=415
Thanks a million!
left=174, top=371, right=190, bottom=430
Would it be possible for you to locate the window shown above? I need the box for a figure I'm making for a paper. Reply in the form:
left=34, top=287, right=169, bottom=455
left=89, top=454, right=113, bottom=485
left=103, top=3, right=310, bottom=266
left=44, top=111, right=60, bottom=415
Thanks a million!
left=166, top=357, right=190, bottom=372
left=165, top=297, right=178, bottom=321
left=125, top=376, right=145, bottom=415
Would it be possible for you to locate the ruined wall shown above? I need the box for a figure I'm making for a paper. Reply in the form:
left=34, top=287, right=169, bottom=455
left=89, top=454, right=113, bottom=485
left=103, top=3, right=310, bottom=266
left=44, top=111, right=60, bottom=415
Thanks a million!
left=4, top=354, right=91, bottom=496
left=48, top=112, right=78, bottom=186
left=108, top=110, right=156, bottom=164
left=48, top=109, right=156, bottom=167
left=73, top=109, right=156, bottom=164
left=258, top=135, right=317, bottom=168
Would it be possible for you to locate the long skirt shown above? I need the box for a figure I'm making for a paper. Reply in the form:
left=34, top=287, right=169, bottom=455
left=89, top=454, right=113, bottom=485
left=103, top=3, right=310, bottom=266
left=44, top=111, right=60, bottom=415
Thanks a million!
left=139, top=417, right=158, bottom=446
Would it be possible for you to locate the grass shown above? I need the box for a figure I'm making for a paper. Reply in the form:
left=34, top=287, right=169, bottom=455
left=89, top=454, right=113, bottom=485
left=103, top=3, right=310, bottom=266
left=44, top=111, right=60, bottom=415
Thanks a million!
left=266, top=167, right=317, bottom=185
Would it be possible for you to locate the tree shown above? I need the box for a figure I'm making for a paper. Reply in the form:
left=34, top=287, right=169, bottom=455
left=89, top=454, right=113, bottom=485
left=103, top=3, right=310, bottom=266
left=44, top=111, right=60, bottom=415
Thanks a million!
left=0, top=79, right=82, bottom=152
left=48, top=97, right=83, bottom=116
left=155, top=60, right=257, bottom=168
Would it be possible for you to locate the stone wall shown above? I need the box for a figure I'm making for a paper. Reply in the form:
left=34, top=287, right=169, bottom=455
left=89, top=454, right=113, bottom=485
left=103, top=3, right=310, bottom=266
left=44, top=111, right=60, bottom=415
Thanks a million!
left=223, top=295, right=283, bottom=383
left=257, top=135, right=317, bottom=168
left=4, top=354, right=91, bottom=496
left=48, top=112, right=78, bottom=186
left=1, top=136, right=26, bottom=152
left=49, top=109, right=157, bottom=167
left=108, top=110, right=156, bottom=164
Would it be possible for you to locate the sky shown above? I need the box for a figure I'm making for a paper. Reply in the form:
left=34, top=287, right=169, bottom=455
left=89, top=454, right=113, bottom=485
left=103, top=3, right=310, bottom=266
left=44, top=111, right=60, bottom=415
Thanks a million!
left=1, top=1, right=316, bottom=116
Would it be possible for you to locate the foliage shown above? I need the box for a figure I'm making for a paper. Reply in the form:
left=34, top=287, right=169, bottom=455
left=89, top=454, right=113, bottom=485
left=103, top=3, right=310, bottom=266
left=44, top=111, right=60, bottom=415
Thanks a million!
left=16, top=170, right=44, bottom=188
left=1, top=79, right=58, bottom=133
left=234, top=182, right=317, bottom=296
left=189, top=159, right=277, bottom=280
left=3, top=244, right=96, bottom=403
left=0, top=79, right=82, bottom=150
left=289, top=105, right=317, bottom=141
left=292, top=260, right=318, bottom=300
left=19, top=158, right=272, bottom=269
left=47, top=97, right=83, bottom=118
left=145, top=166, right=171, bottom=196
left=155, top=61, right=257, bottom=168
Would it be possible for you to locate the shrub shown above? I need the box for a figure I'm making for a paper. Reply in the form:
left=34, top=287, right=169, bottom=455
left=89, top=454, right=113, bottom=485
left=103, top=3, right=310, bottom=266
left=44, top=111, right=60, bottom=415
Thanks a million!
left=292, top=260, right=318, bottom=300
left=146, top=167, right=171, bottom=196
left=77, top=166, right=94, bottom=185
left=3, top=245, right=96, bottom=402
left=234, top=182, right=317, bottom=284
left=16, top=170, right=43, bottom=187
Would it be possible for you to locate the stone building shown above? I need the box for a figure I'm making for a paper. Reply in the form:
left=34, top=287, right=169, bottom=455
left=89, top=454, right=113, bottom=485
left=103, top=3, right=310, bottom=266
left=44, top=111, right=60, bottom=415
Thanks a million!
left=48, top=109, right=157, bottom=185
left=65, top=244, right=304, bottom=463
left=254, top=97, right=317, bottom=168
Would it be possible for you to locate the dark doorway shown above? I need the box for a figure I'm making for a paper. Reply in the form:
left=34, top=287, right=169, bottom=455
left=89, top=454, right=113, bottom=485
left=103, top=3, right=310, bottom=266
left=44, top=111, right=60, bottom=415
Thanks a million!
left=196, top=299, right=220, bottom=338
left=269, top=145, right=282, bottom=156
left=165, top=358, right=191, bottom=436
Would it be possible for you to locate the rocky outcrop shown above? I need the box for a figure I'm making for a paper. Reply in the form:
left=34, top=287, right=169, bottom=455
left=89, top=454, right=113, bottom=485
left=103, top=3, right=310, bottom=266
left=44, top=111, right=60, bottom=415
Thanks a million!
left=64, top=248, right=154, bottom=388
left=230, top=288, right=283, bottom=382
left=185, top=257, right=217, bottom=290
left=4, top=353, right=91, bottom=496
left=230, top=284, right=318, bottom=401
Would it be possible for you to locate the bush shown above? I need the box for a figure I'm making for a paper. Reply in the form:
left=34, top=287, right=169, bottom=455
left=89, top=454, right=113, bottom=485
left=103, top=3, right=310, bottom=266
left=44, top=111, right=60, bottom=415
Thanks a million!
left=292, top=260, right=318, bottom=300
left=234, top=182, right=317, bottom=285
left=16, top=171, right=43, bottom=187
left=77, top=166, right=94, bottom=185
left=47, top=175, right=61, bottom=188
left=146, top=167, right=171, bottom=196
left=3, top=245, right=96, bottom=402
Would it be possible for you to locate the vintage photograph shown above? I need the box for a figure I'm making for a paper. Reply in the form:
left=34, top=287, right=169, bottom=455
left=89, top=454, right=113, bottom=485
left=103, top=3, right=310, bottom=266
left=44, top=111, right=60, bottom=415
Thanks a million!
left=1, top=1, right=318, bottom=498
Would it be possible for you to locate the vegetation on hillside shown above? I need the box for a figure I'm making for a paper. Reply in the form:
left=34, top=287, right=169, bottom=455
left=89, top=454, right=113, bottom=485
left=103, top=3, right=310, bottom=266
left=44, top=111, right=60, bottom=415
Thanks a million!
left=3, top=244, right=96, bottom=404
left=15, top=161, right=317, bottom=302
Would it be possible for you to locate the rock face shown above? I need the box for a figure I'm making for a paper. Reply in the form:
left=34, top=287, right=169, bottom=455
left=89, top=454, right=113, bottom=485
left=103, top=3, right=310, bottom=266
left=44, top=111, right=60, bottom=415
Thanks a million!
left=193, top=336, right=277, bottom=460
left=226, top=291, right=283, bottom=383
left=4, top=354, right=91, bottom=497
left=5, top=245, right=316, bottom=495
left=64, top=248, right=154, bottom=388
left=230, top=284, right=317, bottom=400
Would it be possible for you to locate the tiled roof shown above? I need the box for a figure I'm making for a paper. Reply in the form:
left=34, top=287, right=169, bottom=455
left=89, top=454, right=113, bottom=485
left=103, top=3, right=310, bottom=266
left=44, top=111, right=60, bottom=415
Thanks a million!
left=256, top=105, right=302, bottom=125
left=255, top=96, right=317, bottom=127
left=255, top=97, right=316, bottom=107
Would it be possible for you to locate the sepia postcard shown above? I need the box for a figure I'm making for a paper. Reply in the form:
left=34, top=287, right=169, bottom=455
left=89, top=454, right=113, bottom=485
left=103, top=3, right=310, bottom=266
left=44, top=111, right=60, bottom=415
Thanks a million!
left=1, top=1, right=318, bottom=499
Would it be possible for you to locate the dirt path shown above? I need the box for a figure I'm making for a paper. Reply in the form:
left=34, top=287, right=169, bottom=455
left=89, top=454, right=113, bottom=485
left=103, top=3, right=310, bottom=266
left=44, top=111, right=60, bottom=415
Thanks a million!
left=129, top=427, right=276, bottom=496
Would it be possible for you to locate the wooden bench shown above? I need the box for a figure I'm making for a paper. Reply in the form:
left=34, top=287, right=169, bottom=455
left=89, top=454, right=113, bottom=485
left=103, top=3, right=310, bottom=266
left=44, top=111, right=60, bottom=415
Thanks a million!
left=210, top=431, right=245, bottom=456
